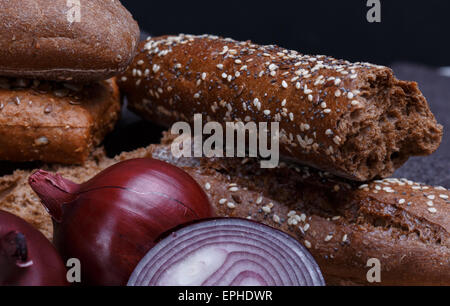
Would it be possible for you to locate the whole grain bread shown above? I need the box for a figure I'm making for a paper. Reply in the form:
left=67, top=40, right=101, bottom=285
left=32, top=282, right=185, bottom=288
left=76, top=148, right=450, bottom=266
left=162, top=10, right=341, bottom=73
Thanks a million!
left=119, top=34, right=443, bottom=181
left=0, top=133, right=448, bottom=285
left=0, top=0, right=140, bottom=82
left=0, top=78, right=121, bottom=164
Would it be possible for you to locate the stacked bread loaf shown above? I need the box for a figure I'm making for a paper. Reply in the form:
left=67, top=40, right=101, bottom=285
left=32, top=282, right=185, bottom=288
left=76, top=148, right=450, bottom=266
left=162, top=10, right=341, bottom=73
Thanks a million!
left=0, top=0, right=140, bottom=164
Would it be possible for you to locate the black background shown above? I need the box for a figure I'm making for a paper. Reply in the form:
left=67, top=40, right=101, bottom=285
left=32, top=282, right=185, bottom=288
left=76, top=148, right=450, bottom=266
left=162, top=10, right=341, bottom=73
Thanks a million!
left=121, top=0, right=450, bottom=67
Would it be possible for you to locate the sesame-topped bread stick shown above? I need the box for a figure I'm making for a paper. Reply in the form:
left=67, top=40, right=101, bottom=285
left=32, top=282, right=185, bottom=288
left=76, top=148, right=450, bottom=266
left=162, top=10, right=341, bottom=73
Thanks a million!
left=119, top=34, right=443, bottom=181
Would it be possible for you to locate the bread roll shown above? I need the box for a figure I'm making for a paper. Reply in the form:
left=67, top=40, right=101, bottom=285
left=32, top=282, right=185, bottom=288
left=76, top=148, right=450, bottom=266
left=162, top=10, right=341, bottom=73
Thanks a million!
left=1, top=134, right=448, bottom=285
left=0, top=77, right=121, bottom=164
left=119, top=34, right=443, bottom=181
left=0, top=0, right=139, bottom=82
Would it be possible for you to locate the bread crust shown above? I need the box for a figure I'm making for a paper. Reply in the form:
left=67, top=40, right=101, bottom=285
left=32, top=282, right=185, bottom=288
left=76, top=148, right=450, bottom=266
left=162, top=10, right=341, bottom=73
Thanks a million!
left=0, top=135, right=448, bottom=286
left=119, top=34, right=443, bottom=181
left=0, top=0, right=140, bottom=82
left=0, top=78, right=121, bottom=164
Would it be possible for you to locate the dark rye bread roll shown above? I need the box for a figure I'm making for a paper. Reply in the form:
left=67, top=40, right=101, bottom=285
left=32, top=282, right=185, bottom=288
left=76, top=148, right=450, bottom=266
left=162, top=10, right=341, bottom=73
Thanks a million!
left=119, top=34, right=443, bottom=181
left=1, top=135, right=448, bottom=285
left=0, top=77, right=121, bottom=164
left=0, top=0, right=139, bottom=82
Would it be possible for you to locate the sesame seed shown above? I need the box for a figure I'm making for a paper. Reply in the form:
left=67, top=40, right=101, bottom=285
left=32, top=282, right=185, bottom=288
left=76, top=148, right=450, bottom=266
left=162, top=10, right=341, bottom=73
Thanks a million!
left=304, top=240, right=312, bottom=248
left=324, top=109, right=331, bottom=114
left=227, top=202, right=236, bottom=209
left=383, top=187, right=395, bottom=193
left=34, top=136, right=49, bottom=146
left=335, top=90, right=341, bottom=97
left=262, top=206, right=271, bottom=214
left=289, top=113, right=294, bottom=121
left=269, top=64, right=278, bottom=71
left=324, top=235, right=333, bottom=242
left=351, top=100, right=360, bottom=106
left=308, top=94, right=313, bottom=101
left=222, top=73, right=228, bottom=79
left=296, top=82, right=301, bottom=89
left=428, top=207, right=437, bottom=213
left=204, top=183, right=211, bottom=190
left=347, top=92, right=354, bottom=99
left=256, top=196, right=263, bottom=204
left=427, top=201, right=434, bottom=207
left=325, top=129, right=334, bottom=136
left=216, top=64, right=224, bottom=70
left=229, top=187, right=239, bottom=192
left=219, top=199, right=227, bottom=205
left=303, top=224, right=310, bottom=231
left=439, top=194, right=449, bottom=199
left=320, top=102, right=327, bottom=109
left=201, top=72, right=207, bottom=80
left=281, top=99, right=287, bottom=106
left=264, top=110, right=271, bottom=115
left=342, top=234, right=348, bottom=242
left=273, top=215, right=281, bottom=223
left=427, top=195, right=435, bottom=200
left=282, top=80, right=288, bottom=88
left=288, top=211, right=296, bottom=217
left=398, top=199, right=406, bottom=204
left=333, top=136, right=342, bottom=145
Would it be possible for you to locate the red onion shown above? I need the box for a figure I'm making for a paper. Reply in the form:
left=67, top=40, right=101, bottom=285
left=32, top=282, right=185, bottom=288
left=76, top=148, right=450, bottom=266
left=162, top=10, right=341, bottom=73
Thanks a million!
left=29, top=158, right=214, bottom=286
left=0, top=210, right=67, bottom=286
left=128, top=218, right=325, bottom=286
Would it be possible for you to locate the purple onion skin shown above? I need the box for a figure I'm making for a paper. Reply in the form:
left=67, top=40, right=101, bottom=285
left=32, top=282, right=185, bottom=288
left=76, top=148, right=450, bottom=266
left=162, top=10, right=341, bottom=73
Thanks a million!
left=128, top=218, right=326, bottom=287
left=0, top=211, right=68, bottom=286
left=29, top=158, right=214, bottom=286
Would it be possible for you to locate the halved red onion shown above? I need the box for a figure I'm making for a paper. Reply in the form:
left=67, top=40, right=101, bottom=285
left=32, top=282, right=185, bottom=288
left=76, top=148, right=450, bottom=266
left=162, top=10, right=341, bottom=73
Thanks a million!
left=128, top=218, right=325, bottom=286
